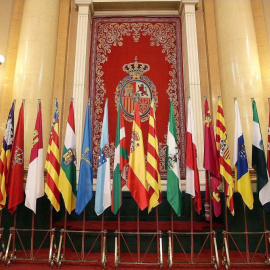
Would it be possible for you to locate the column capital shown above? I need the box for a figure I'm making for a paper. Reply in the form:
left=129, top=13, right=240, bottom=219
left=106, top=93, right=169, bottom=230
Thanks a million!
left=181, top=0, right=199, bottom=5
left=75, top=0, right=93, bottom=16
left=179, top=0, right=198, bottom=16
left=75, top=0, right=92, bottom=5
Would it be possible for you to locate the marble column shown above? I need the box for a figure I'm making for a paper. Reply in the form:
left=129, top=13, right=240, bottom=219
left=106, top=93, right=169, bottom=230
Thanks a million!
left=262, top=0, right=270, bottom=57
left=13, top=0, right=60, bottom=165
left=180, top=0, right=204, bottom=175
left=215, top=0, right=266, bottom=165
left=73, top=0, right=92, bottom=167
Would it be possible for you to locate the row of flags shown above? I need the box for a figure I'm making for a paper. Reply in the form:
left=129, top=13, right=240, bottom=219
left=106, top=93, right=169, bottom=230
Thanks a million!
left=0, top=97, right=269, bottom=218
left=204, top=97, right=270, bottom=219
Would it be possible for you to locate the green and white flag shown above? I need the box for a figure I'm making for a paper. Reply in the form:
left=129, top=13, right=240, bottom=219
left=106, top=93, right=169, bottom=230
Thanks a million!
left=111, top=104, right=128, bottom=214
left=166, top=100, right=182, bottom=216
left=252, top=100, right=270, bottom=212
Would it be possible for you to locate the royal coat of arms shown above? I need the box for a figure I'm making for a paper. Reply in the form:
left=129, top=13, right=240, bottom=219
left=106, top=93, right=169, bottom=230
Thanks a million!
left=115, top=57, right=158, bottom=122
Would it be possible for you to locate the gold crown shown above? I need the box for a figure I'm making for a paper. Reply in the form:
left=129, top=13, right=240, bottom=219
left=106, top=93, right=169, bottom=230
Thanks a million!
left=123, top=57, right=150, bottom=78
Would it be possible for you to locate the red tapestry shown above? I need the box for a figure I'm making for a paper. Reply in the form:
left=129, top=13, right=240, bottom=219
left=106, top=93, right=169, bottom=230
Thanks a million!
left=89, top=17, right=185, bottom=179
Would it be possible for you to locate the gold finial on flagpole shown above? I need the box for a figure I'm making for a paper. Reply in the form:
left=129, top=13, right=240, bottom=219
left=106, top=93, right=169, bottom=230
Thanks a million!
left=54, top=98, right=57, bottom=110
left=12, top=99, right=16, bottom=108
left=37, top=99, right=41, bottom=111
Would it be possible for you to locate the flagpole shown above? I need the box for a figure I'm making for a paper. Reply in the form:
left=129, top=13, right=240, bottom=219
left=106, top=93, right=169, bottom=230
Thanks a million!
left=263, top=210, right=269, bottom=259
left=187, top=95, right=194, bottom=262
left=267, top=97, right=270, bottom=260
left=217, top=96, right=229, bottom=235
left=137, top=206, right=140, bottom=263
left=30, top=99, right=40, bottom=259
left=30, top=211, right=35, bottom=259
left=81, top=210, right=85, bottom=260
left=49, top=204, right=53, bottom=242
left=156, top=207, right=160, bottom=262
left=118, top=209, right=121, bottom=262
left=223, top=179, right=228, bottom=233
left=190, top=196, right=194, bottom=263
left=12, top=210, right=17, bottom=256
left=101, top=212, right=104, bottom=260
left=49, top=98, right=54, bottom=236
left=223, top=177, right=229, bottom=253
left=63, top=210, right=67, bottom=258
left=50, top=98, right=56, bottom=236
left=208, top=170, right=213, bottom=260
left=171, top=207, right=174, bottom=261
left=47, top=98, right=57, bottom=240
left=12, top=100, right=23, bottom=257
left=243, top=202, right=250, bottom=263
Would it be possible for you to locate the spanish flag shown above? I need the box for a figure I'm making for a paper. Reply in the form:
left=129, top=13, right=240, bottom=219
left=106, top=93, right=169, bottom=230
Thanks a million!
left=233, top=100, right=253, bottom=210
left=127, top=102, right=149, bottom=211
left=59, top=100, right=77, bottom=214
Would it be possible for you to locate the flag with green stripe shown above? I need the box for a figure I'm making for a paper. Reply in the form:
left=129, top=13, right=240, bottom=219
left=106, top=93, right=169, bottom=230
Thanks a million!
left=252, top=100, right=270, bottom=212
left=166, top=100, right=182, bottom=216
left=59, top=100, right=77, bottom=214
left=111, top=104, right=128, bottom=214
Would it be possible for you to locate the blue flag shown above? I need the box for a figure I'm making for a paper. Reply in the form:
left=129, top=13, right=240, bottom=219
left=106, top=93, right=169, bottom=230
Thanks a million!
left=75, top=102, right=93, bottom=215
left=233, top=100, right=254, bottom=210
left=95, top=99, right=111, bottom=216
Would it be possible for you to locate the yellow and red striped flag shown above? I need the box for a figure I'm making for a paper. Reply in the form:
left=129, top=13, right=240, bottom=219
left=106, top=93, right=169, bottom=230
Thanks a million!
left=216, top=98, right=234, bottom=215
left=45, top=100, right=60, bottom=211
left=146, top=100, right=162, bottom=213
left=127, top=102, right=149, bottom=210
